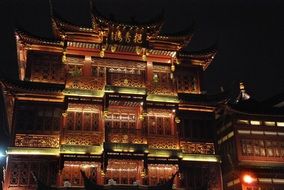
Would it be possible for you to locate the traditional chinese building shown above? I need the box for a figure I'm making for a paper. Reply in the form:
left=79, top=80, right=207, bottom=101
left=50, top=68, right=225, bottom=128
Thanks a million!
left=0, top=3, right=223, bottom=190
left=217, top=84, right=284, bottom=190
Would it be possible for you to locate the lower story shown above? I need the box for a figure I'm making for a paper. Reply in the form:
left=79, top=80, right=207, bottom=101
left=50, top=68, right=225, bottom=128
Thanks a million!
left=2, top=154, right=222, bottom=190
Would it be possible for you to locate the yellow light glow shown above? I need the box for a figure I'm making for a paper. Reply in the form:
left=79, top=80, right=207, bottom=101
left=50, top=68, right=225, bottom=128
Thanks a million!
left=147, top=94, right=179, bottom=103
left=148, top=150, right=171, bottom=158
left=182, top=154, right=220, bottom=162
left=60, top=145, right=103, bottom=155
left=250, top=120, right=261, bottom=125
left=276, top=122, right=284, bottom=127
left=237, top=119, right=249, bottom=124
left=7, top=147, right=59, bottom=156
left=84, top=56, right=92, bottom=61
left=243, top=174, right=254, bottom=184
left=264, top=121, right=275, bottom=126
left=178, top=107, right=214, bottom=112
left=63, top=89, right=104, bottom=98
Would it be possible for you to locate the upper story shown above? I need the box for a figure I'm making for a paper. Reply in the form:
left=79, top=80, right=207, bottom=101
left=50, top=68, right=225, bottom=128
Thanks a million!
left=14, top=4, right=216, bottom=97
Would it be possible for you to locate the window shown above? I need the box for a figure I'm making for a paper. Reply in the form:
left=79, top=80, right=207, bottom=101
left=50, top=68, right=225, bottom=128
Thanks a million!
left=15, top=105, right=62, bottom=132
left=144, top=115, right=173, bottom=136
left=66, top=111, right=99, bottom=131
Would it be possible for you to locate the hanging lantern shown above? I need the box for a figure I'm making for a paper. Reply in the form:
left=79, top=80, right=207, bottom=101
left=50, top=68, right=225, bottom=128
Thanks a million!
left=175, top=116, right=181, bottom=124
left=171, top=64, right=175, bottom=72
left=153, top=73, right=159, bottom=83
left=62, top=51, right=66, bottom=63
left=104, top=110, right=108, bottom=119
left=176, top=58, right=180, bottom=65
left=111, top=44, right=117, bottom=53
left=170, top=72, right=174, bottom=80
left=124, top=79, right=128, bottom=84
left=142, top=54, right=147, bottom=61
left=139, top=114, right=144, bottom=121
left=141, top=48, right=147, bottom=61
left=100, top=50, right=105, bottom=58
left=136, top=46, right=142, bottom=55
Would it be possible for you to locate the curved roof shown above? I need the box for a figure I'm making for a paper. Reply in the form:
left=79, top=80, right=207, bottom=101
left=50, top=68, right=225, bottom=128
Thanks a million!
left=15, top=29, right=63, bottom=47
left=91, top=5, right=165, bottom=32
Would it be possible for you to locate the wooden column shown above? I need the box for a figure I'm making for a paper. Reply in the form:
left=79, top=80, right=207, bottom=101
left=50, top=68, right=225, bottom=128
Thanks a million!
left=146, top=61, right=153, bottom=83
left=83, top=56, right=92, bottom=76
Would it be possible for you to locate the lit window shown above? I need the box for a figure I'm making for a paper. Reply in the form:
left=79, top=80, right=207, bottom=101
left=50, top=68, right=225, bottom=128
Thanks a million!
left=276, top=122, right=284, bottom=127
left=264, top=121, right=275, bottom=126
left=237, top=120, right=249, bottom=124
left=250, top=120, right=261, bottom=125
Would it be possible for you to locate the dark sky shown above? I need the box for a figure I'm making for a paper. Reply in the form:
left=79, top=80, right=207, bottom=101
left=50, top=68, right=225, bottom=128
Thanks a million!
left=1, top=0, right=284, bottom=100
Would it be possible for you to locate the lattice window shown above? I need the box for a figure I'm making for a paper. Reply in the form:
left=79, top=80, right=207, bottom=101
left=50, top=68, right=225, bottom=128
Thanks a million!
left=61, top=162, right=99, bottom=186
left=148, top=164, right=178, bottom=186
left=105, top=159, right=141, bottom=185
left=145, top=115, right=173, bottom=136
left=105, top=110, right=137, bottom=129
left=29, top=52, right=65, bottom=83
left=9, top=160, right=57, bottom=187
left=15, top=105, right=62, bottom=132
left=241, top=139, right=284, bottom=158
left=176, top=73, right=199, bottom=93
left=66, top=111, right=100, bottom=131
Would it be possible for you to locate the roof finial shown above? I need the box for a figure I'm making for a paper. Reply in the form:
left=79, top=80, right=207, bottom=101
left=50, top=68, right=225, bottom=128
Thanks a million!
left=239, top=82, right=245, bottom=91
left=238, top=82, right=250, bottom=101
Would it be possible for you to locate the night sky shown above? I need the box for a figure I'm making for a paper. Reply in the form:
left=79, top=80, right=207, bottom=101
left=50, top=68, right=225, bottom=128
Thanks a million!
left=1, top=0, right=284, bottom=100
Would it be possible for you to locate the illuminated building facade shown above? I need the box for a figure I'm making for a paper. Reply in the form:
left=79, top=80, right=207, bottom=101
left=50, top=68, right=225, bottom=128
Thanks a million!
left=0, top=5, right=223, bottom=190
left=217, top=85, right=284, bottom=190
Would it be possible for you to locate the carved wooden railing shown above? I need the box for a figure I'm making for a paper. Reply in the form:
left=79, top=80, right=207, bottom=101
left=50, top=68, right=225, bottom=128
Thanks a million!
left=106, top=128, right=147, bottom=144
left=107, top=73, right=145, bottom=88
left=61, top=130, right=103, bottom=146
left=147, top=136, right=179, bottom=150
left=15, top=133, right=60, bottom=148
left=180, top=141, right=215, bottom=154
left=66, top=76, right=105, bottom=91
left=147, top=82, right=177, bottom=96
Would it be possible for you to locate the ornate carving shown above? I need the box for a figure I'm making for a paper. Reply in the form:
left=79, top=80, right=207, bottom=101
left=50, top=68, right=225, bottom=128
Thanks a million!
left=148, top=136, right=179, bottom=149
left=9, top=159, right=57, bottom=187
left=176, top=74, right=199, bottom=93
left=147, top=82, right=177, bottom=96
left=66, top=76, right=105, bottom=90
left=29, top=53, right=65, bottom=84
left=107, top=128, right=147, bottom=144
left=108, top=73, right=145, bottom=88
left=62, top=131, right=103, bottom=146
left=15, top=134, right=59, bottom=148
left=65, top=109, right=100, bottom=131
left=62, top=161, right=100, bottom=186
left=180, top=141, right=215, bottom=154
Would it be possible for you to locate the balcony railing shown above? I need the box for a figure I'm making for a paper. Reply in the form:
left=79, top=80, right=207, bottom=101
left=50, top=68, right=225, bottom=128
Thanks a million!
left=147, top=82, right=177, bottom=96
left=61, top=130, right=103, bottom=146
left=107, top=73, right=145, bottom=88
left=106, top=127, right=147, bottom=144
